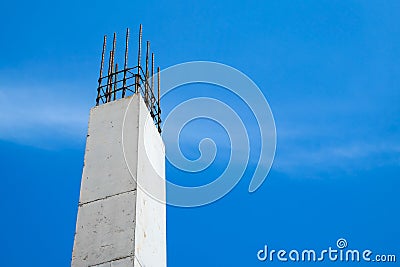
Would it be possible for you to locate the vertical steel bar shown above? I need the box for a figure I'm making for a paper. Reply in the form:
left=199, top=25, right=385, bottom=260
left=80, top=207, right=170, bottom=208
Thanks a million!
left=108, top=33, right=116, bottom=102
left=112, top=32, right=116, bottom=63
left=96, top=35, right=107, bottom=105
left=157, top=67, right=161, bottom=133
left=107, top=51, right=114, bottom=102
left=136, top=24, right=142, bottom=94
left=99, top=35, right=107, bottom=79
left=151, top=53, right=155, bottom=109
left=106, top=50, right=113, bottom=103
left=145, top=41, right=150, bottom=107
left=122, top=28, right=129, bottom=98
left=113, top=63, right=118, bottom=101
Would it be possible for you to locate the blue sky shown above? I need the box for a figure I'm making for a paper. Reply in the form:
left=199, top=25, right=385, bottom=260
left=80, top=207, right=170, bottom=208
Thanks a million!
left=0, top=1, right=399, bottom=266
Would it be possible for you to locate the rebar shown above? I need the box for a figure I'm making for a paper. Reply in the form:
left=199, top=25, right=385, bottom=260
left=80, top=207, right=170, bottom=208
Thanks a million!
left=151, top=53, right=155, bottom=110
left=145, top=41, right=150, bottom=107
left=122, top=28, right=129, bottom=97
left=96, top=35, right=107, bottom=106
left=113, top=63, right=118, bottom=101
left=157, top=66, right=161, bottom=133
left=105, top=50, right=113, bottom=103
left=136, top=24, right=142, bottom=94
left=95, top=25, right=161, bottom=133
left=108, top=53, right=115, bottom=103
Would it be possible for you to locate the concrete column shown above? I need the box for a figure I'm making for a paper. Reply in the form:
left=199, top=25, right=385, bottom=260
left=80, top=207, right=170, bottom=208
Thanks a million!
left=71, top=94, right=166, bottom=267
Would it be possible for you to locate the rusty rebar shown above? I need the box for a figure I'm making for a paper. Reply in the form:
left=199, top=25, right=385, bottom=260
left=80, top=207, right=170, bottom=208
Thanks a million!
left=96, top=35, right=107, bottom=105
left=122, top=28, right=129, bottom=97
left=151, top=53, right=155, bottom=108
left=145, top=41, right=150, bottom=107
left=112, top=32, right=116, bottom=59
left=157, top=66, right=161, bottom=133
left=113, top=63, right=118, bottom=101
left=108, top=55, right=115, bottom=102
left=110, top=32, right=116, bottom=102
left=99, top=35, right=107, bottom=79
left=105, top=50, right=113, bottom=103
left=95, top=25, right=161, bottom=134
left=136, top=24, right=142, bottom=94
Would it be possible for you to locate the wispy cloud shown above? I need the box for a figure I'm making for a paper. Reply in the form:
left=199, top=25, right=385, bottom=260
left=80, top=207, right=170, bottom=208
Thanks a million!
left=0, top=85, right=90, bottom=148
left=273, top=135, right=400, bottom=176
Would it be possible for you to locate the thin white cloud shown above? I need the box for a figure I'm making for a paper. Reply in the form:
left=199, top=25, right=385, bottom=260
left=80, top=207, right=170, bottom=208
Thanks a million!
left=274, top=140, right=400, bottom=174
left=0, top=85, right=90, bottom=148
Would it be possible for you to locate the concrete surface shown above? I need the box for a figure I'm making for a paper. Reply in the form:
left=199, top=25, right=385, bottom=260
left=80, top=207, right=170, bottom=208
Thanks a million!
left=72, top=94, right=166, bottom=267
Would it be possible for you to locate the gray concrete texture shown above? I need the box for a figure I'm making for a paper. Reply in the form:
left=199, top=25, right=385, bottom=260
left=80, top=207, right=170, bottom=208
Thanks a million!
left=72, top=94, right=166, bottom=267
